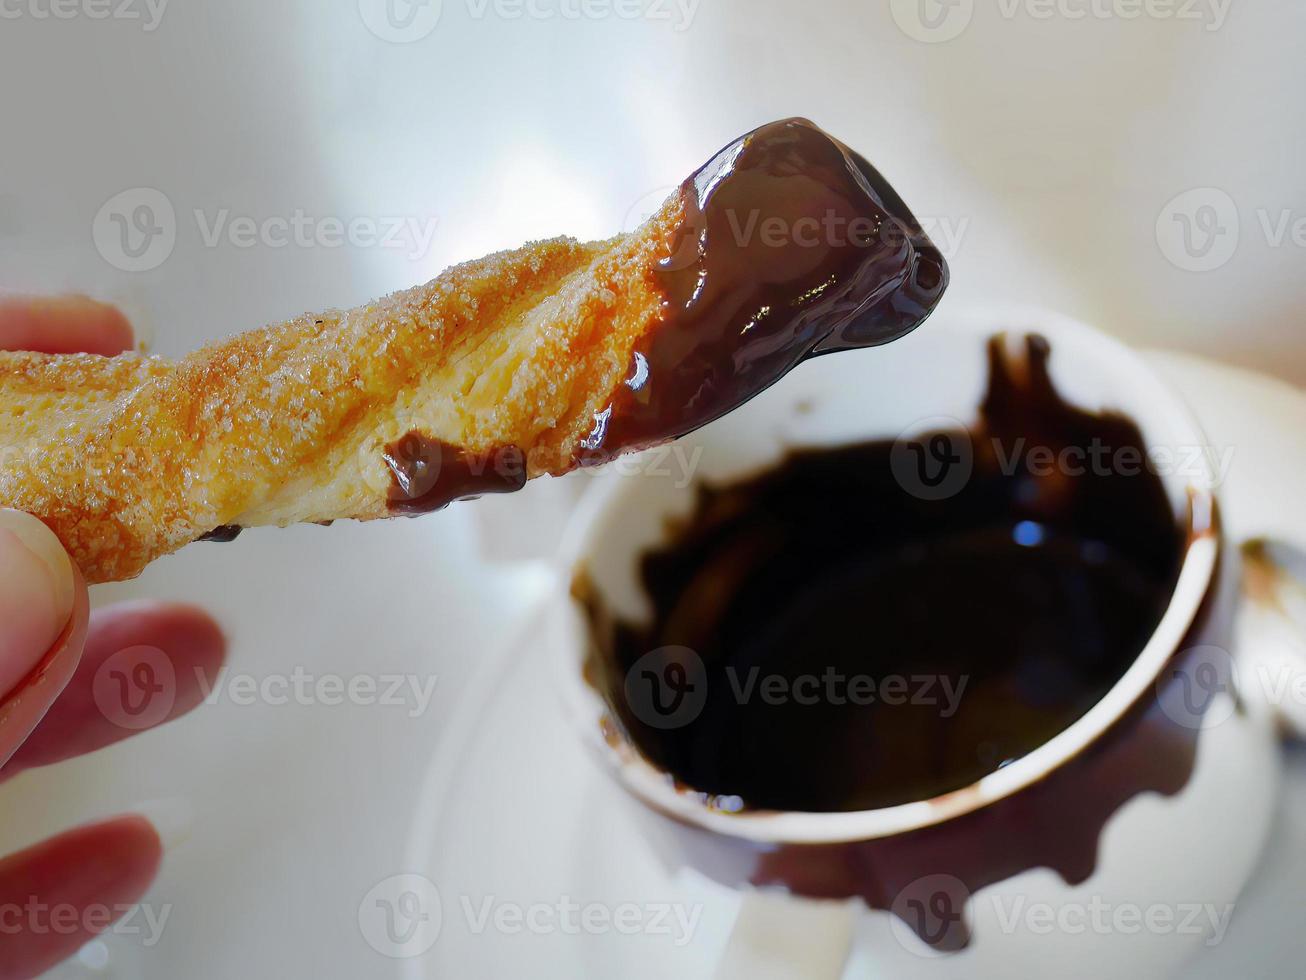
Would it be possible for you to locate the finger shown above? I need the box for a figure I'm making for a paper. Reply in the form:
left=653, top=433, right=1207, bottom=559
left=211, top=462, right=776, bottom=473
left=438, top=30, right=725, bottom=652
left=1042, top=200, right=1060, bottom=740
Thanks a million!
left=0, top=294, right=134, bottom=356
left=0, top=512, right=86, bottom=769
left=0, top=816, right=162, bottom=980
left=1, top=603, right=225, bottom=778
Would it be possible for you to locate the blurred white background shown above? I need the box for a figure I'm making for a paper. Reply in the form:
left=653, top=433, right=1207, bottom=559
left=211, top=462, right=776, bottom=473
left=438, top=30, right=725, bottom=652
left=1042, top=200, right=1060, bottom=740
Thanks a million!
left=0, top=1, right=1303, bottom=977
left=1, top=0, right=1303, bottom=377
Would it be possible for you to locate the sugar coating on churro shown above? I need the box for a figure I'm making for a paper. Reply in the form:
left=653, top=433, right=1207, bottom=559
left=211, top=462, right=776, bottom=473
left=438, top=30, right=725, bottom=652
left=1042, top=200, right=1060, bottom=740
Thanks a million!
left=0, top=200, right=682, bottom=583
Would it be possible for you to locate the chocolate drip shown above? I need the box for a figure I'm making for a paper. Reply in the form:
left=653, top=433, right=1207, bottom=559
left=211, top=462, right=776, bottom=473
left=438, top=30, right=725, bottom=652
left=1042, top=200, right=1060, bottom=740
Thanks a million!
left=584, top=117, right=948, bottom=463
left=199, top=525, right=243, bottom=543
left=383, top=433, right=527, bottom=515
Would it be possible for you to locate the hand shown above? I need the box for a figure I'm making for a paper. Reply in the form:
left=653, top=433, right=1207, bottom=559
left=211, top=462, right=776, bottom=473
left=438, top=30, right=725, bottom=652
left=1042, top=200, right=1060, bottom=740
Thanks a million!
left=0, top=294, right=226, bottom=980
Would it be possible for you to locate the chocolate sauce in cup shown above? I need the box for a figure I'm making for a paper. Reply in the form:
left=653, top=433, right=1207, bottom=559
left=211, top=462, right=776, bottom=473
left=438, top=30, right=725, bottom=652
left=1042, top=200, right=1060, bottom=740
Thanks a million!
left=579, top=336, right=1186, bottom=813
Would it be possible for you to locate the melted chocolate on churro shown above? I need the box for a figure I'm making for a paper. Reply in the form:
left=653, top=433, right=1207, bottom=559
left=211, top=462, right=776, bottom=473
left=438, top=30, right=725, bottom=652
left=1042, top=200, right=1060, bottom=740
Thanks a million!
left=581, top=117, right=949, bottom=463
left=383, top=433, right=527, bottom=514
left=199, top=525, right=243, bottom=542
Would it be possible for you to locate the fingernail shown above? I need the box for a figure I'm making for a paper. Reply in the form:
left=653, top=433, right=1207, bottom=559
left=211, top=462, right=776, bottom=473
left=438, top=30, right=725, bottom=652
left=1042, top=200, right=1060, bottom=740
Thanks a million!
left=0, top=510, right=75, bottom=699
left=132, top=797, right=195, bottom=851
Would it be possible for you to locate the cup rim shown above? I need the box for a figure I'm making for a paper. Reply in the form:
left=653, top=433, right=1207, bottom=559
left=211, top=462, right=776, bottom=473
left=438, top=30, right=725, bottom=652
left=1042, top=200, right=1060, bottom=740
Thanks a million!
left=554, top=305, right=1220, bottom=845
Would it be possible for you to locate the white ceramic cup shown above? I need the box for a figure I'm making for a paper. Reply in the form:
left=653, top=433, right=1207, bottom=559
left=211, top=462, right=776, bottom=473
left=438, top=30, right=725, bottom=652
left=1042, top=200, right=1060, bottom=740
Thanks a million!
left=549, top=306, right=1306, bottom=978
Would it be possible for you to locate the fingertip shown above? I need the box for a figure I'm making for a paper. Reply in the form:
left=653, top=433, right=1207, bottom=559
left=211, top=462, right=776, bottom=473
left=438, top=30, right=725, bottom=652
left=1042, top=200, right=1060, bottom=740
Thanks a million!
left=0, top=813, right=165, bottom=904
left=0, top=815, right=165, bottom=978
left=0, top=293, right=135, bottom=356
left=89, top=600, right=227, bottom=677
left=130, top=798, right=194, bottom=853
left=58, top=814, right=166, bottom=906
left=75, top=295, right=135, bottom=355
left=102, top=813, right=167, bottom=876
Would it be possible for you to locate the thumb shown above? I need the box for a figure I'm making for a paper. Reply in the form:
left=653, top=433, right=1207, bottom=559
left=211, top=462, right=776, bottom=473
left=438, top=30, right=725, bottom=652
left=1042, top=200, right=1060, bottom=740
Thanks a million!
left=0, top=510, right=87, bottom=765
left=0, top=509, right=76, bottom=697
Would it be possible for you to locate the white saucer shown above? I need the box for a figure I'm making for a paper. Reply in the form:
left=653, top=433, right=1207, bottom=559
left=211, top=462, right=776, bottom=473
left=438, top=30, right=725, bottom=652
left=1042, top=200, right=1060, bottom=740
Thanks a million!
left=400, top=601, right=741, bottom=979
left=399, top=351, right=1306, bottom=979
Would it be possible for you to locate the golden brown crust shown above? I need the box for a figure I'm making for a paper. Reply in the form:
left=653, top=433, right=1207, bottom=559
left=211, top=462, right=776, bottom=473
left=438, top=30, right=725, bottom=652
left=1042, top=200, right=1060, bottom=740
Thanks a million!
left=0, top=197, right=682, bottom=583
